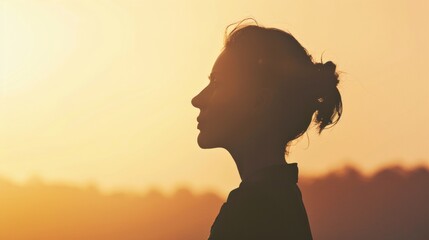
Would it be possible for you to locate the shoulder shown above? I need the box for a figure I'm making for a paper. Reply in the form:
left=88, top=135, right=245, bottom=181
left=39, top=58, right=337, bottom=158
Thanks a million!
left=209, top=183, right=312, bottom=239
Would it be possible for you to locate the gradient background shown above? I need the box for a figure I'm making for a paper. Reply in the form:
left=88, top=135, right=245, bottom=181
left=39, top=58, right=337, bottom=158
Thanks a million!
left=1, top=0, right=428, bottom=239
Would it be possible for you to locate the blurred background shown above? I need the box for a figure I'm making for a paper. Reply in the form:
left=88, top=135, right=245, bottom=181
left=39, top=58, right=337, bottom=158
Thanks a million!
left=1, top=0, right=428, bottom=239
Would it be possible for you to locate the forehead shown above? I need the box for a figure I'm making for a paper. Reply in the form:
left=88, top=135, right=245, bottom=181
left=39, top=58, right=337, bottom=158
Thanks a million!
left=211, top=49, right=247, bottom=80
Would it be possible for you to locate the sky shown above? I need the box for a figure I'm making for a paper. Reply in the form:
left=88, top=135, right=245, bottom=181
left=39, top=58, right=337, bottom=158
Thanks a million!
left=1, top=0, right=428, bottom=196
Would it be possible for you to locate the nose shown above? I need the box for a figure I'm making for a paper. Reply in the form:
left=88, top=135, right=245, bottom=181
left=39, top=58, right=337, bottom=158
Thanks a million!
left=191, top=86, right=207, bottom=109
left=191, top=91, right=202, bottom=109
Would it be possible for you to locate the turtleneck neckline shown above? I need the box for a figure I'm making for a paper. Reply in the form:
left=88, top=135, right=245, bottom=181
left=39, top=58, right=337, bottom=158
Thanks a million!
left=240, top=163, right=299, bottom=186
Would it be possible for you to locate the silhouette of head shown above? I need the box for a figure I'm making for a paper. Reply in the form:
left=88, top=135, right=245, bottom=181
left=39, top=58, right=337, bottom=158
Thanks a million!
left=192, top=23, right=342, bottom=153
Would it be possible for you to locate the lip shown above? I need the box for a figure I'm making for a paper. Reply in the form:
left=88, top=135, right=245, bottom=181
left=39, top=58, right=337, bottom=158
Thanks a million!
left=197, top=117, right=205, bottom=129
left=197, top=121, right=205, bottom=130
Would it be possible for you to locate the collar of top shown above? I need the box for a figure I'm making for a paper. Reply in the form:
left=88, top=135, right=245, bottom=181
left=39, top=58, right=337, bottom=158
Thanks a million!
left=240, top=163, right=299, bottom=186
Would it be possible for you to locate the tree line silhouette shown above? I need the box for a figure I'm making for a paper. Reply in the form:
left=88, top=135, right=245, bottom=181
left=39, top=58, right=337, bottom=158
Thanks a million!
left=0, top=164, right=428, bottom=240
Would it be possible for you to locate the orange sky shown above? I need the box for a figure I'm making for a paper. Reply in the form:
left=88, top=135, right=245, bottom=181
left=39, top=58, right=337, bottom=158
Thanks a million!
left=1, top=0, right=428, bottom=196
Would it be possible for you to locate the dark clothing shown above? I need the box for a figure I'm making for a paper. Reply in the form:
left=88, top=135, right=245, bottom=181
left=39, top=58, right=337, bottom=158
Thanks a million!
left=208, top=163, right=313, bottom=240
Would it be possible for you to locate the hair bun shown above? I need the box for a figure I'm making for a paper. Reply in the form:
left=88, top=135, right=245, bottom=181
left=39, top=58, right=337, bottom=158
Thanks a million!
left=315, top=61, right=339, bottom=87
left=313, top=60, right=342, bottom=133
left=323, top=61, right=336, bottom=75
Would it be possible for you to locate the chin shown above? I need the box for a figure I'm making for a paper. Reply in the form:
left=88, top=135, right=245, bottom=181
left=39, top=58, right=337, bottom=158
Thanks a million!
left=197, top=132, right=221, bottom=149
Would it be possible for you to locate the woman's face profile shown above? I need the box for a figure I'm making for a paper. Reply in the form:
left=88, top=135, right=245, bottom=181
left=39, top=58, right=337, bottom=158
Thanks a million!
left=192, top=50, right=259, bottom=149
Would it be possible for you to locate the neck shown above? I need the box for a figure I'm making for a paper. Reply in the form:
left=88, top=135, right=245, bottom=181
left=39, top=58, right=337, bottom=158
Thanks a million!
left=226, top=140, right=287, bottom=182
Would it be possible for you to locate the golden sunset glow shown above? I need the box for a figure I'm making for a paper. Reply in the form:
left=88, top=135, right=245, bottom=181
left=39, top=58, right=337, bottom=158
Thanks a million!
left=1, top=0, right=428, bottom=199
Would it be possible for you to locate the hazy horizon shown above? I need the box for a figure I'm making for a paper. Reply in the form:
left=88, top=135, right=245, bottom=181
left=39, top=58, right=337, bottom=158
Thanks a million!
left=1, top=159, right=427, bottom=197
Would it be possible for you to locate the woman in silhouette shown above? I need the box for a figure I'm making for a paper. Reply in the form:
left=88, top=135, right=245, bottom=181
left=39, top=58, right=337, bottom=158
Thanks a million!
left=192, top=22, right=342, bottom=240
